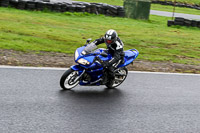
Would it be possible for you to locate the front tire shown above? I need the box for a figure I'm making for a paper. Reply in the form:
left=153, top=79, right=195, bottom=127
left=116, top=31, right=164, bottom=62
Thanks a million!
left=60, top=68, right=80, bottom=90
left=106, top=67, right=128, bottom=89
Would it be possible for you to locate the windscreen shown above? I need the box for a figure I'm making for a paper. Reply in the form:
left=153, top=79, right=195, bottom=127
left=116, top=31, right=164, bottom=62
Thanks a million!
left=84, top=42, right=97, bottom=53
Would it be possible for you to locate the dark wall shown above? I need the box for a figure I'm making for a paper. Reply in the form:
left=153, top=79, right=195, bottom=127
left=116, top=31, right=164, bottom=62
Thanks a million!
left=0, top=0, right=125, bottom=17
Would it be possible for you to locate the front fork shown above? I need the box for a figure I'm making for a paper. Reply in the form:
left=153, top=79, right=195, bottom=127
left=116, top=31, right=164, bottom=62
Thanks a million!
left=71, top=65, right=86, bottom=83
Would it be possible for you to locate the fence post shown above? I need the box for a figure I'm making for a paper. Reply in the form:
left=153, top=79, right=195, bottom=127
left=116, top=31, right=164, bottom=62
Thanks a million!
left=124, top=0, right=151, bottom=20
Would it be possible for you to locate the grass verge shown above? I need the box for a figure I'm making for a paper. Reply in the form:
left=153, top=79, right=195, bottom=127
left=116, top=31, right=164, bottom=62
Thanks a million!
left=0, top=7, right=200, bottom=65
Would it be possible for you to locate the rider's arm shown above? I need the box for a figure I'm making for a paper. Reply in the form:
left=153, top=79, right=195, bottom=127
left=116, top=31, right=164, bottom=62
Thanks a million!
left=105, top=38, right=124, bottom=66
left=93, top=37, right=105, bottom=45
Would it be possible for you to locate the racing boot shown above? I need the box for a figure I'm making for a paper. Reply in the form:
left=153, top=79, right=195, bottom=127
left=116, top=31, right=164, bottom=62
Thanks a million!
left=106, top=66, right=115, bottom=87
left=107, top=76, right=114, bottom=87
left=101, top=69, right=108, bottom=84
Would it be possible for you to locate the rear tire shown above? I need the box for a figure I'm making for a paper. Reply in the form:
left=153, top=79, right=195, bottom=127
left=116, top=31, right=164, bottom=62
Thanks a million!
left=60, top=68, right=80, bottom=90
left=106, top=67, right=128, bottom=89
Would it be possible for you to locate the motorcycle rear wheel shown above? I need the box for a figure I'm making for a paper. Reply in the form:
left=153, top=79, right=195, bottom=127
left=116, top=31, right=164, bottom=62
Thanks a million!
left=60, top=68, right=80, bottom=90
left=106, top=67, right=128, bottom=89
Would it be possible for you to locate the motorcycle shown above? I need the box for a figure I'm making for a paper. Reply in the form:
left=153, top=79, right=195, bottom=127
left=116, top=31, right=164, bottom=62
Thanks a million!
left=60, top=38, right=139, bottom=90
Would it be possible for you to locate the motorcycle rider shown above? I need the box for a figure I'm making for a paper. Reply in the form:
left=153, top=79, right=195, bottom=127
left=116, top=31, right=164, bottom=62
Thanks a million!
left=92, top=29, right=125, bottom=85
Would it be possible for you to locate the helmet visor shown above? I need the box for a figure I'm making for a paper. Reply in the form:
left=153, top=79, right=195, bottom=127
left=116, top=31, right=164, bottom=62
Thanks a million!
left=106, top=40, right=113, bottom=44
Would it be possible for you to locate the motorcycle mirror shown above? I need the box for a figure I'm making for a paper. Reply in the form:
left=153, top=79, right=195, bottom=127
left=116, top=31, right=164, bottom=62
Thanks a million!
left=86, top=38, right=92, bottom=43
left=100, top=52, right=108, bottom=57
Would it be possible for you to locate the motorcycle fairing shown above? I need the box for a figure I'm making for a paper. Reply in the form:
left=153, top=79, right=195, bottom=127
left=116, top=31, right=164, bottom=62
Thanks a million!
left=73, top=46, right=139, bottom=86
left=118, top=49, right=139, bottom=67
left=71, top=65, right=83, bottom=71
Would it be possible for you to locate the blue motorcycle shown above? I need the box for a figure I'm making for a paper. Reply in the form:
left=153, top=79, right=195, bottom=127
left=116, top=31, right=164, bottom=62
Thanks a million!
left=60, top=39, right=139, bottom=90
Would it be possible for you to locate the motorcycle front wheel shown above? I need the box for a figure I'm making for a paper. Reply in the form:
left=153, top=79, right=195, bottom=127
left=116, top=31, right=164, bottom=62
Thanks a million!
left=60, top=68, right=80, bottom=90
left=106, top=67, right=128, bottom=89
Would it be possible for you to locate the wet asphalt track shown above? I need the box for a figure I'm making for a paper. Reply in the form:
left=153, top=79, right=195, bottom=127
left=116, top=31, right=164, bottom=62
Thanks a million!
left=0, top=66, right=200, bottom=133
left=150, top=10, right=200, bottom=20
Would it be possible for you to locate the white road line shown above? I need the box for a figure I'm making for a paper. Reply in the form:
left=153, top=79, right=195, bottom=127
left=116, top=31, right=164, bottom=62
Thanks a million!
left=129, top=71, right=200, bottom=76
left=0, top=65, right=67, bottom=70
left=150, top=10, right=200, bottom=20
left=0, top=65, right=199, bottom=76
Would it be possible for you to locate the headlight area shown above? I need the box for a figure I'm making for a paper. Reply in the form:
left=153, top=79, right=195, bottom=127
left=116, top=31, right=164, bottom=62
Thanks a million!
left=74, top=50, right=79, bottom=60
left=77, top=58, right=90, bottom=65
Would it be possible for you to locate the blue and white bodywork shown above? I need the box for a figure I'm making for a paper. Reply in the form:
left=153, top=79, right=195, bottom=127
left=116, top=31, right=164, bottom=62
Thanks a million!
left=60, top=40, right=139, bottom=90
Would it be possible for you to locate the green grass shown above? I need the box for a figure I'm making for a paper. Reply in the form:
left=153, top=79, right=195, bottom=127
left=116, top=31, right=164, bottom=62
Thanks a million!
left=75, top=0, right=200, bottom=15
left=0, top=7, right=200, bottom=65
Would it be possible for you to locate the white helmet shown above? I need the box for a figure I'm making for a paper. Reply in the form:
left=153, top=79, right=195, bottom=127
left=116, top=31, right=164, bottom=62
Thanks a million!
left=104, top=29, right=118, bottom=45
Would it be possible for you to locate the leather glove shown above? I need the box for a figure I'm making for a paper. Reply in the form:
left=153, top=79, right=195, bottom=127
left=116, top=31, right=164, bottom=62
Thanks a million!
left=101, top=61, right=109, bottom=68
left=95, top=56, right=102, bottom=63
